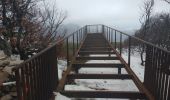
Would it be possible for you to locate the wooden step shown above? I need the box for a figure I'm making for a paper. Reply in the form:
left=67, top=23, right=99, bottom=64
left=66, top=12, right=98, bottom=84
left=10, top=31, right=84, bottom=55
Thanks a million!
left=76, top=56, right=119, bottom=60
left=67, top=74, right=133, bottom=79
left=81, top=47, right=111, bottom=49
left=82, top=45, right=109, bottom=47
left=78, top=51, right=115, bottom=55
left=81, top=46, right=111, bottom=48
left=80, top=49, right=111, bottom=51
left=84, top=40, right=106, bottom=42
left=85, top=38, right=104, bottom=39
left=82, top=45, right=110, bottom=47
left=80, top=47, right=112, bottom=51
left=60, top=91, right=146, bottom=99
left=72, top=63, right=124, bottom=68
left=83, top=43, right=108, bottom=46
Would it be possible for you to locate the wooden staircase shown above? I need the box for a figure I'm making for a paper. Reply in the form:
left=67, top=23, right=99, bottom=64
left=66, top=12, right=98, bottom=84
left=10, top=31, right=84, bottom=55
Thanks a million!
left=13, top=25, right=169, bottom=100
left=57, top=33, right=147, bottom=99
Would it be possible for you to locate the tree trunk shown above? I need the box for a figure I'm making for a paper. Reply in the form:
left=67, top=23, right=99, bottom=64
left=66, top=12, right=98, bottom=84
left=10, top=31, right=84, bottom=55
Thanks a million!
left=140, top=44, right=145, bottom=66
left=0, top=37, right=12, bottom=56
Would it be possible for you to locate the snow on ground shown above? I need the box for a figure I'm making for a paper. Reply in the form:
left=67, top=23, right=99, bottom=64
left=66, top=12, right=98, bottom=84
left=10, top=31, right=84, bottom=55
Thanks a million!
left=55, top=52, right=144, bottom=100
left=121, top=51, right=145, bottom=82
left=58, top=59, right=67, bottom=80
left=55, top=93, right=71, bottom=100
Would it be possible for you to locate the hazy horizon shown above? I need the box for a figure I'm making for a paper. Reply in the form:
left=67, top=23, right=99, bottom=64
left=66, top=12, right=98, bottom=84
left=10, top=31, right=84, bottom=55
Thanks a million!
left=47, top=0, right=170, bottom=34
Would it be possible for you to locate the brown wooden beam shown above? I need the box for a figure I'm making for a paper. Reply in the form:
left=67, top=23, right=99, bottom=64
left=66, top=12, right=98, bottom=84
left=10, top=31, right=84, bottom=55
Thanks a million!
left=81, top=47, right=111, bottom=49
left=60, top=91, right=146, bottom=99
left=78, top=51, right=115, bottom=55
left=76, top=56, right=119, bottom=60
left=72, top=63, right=124, bottom=68
left=80, top=47, right=112, bottom=51
left=67, top=74, right=133, bottom=79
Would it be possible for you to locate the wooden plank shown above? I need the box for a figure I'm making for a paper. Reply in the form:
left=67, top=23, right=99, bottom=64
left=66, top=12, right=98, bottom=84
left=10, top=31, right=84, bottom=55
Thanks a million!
left=76, top=56, right=119, bottom=60
left=78, top=51, right=115, bottom=54
left=80, top=48, right=111, bottom=51
left=60, top=91, right=146, bottom=99
left=83, top=42, right=109, bottom=46
left=81, top=46, right=110, bottom=48
left=81, top=46, right=111, bottom=49
left=72, top=63, right=124, bottom=68
left=67, top=74, right=133, bottom=79
left=81, top=47, right=111, bottom=49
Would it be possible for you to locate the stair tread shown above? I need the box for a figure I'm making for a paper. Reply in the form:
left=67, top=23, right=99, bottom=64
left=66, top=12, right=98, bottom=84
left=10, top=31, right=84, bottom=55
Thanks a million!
left=72, top=63, right=124, bottom=68
left=60, top=91, right=146, bottom=99
left=67, top=74, right=133, bottom=79
left=76, top=56, right=119, bottom=60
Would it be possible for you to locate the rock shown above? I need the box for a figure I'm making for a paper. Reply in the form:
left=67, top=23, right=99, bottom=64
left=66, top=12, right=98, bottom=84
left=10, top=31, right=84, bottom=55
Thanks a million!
left=0, top=71, right=9, bottom=83
left=0, top=51, right=7, bottom=60
left=0, top=60, right=10, bottom=67
left=0, top=94, right=12, bottom=100
left=9, top=60, right=23, bottom=66
left=3, top=66, right=15, bottom=75
left=10, top=86, right=16, bottom=92
left=10, top=92, right=17, bottom=97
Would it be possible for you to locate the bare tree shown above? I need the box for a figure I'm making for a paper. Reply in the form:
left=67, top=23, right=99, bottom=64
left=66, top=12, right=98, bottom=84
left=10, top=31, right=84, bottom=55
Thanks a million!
left=163, top=0, right=170, bottom=4
left=139, top=0, right=154, bottom=65
left=38, top=1, right=67, bottom=48
left=0, top=0, right=67, bottom=59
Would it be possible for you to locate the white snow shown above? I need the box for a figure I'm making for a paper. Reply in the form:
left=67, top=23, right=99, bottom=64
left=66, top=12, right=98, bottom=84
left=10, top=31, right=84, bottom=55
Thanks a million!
left=86, top=60, right=121, bottom=64
left=121, top=51, right=145, bottom=82
left=55, top=93, right=70, bottom=100
left=55, top=51, right=145, bottom=100
left=89, top=54, right=117, bottom=57
left=58, top=59, right=67, bottom=80
left=65, top=79, right=138, bottom=91
left=79, top=68, right=128, bottom=74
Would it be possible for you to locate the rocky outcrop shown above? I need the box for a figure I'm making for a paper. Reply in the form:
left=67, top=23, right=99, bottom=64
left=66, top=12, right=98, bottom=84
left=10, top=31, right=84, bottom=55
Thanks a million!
left=0, top=51, right=23, bottom=99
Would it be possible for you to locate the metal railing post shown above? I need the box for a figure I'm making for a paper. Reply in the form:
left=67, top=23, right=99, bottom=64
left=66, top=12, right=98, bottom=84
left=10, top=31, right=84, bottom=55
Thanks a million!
left=79, top=30, right=81, bottom=43
left=120, top=33, right=122, bottom=56
left=109, top=28, right=110, bottom=42
left=66, top=38, right=69, bottom=66
left=76, top=32, right=78, bottom=50
left=85, top=25, right=87, bottom=34
left=81, top=29, right=82, bottom=41
left=107, top=27, right=108, bottom=40
left=111, top=29, right=113, bottom=44
left=102, top=25, right=104, bottom=33
left=73, top=34, right=75, bottom=55
left=97, top=25, right=98, bottom=33
left=115, top=30, right=117, bottom=49
left=128, top=36, right=131, bottom=67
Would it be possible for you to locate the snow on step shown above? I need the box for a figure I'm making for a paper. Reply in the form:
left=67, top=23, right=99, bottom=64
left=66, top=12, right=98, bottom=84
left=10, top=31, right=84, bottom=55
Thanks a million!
left=65, top=79, right=139, bottom=92
left=79, top=68, right=127, bottom=74
left=85, top=60, right=121, bottom=64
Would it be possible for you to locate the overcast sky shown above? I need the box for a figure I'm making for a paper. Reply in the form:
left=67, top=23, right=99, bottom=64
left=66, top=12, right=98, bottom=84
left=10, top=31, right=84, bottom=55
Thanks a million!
left=49, top=0, right=170, bottom=33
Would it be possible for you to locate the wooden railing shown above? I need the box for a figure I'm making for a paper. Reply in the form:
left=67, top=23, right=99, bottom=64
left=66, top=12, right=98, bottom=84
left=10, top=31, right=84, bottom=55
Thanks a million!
left=12, top=26, right=87, bottom=100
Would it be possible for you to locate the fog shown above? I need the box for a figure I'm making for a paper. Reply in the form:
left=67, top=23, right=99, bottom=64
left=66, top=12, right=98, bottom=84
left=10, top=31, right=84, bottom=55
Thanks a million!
left=47, top=0, right=170, bottom=34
